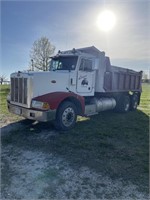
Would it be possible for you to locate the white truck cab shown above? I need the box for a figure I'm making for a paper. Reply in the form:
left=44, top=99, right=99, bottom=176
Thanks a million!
left=49, top=51, right=97, bottom=96
left=7, top=46, right=142, bottom=130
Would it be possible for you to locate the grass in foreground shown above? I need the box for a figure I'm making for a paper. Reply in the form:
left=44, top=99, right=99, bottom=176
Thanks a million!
left=1, top=83, right=150, bottom=194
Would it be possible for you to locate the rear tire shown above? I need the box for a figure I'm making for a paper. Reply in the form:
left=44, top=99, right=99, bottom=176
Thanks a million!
left=55, top=101, right=77, bottom=131
left=130, top=94, right=138, bottom=111
left=115, top=95, right=130, bottom=113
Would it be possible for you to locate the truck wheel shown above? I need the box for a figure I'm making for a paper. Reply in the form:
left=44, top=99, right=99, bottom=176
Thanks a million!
left=116, top=95, right=130, bottom=113
left=130, top=94, right=138, bottom=111
left=55, top=101, right=77, bottom=131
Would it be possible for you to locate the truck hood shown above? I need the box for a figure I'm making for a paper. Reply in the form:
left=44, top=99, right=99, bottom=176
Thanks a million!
left=10, top=71, right=71, bottom=107
left=31, top=71, right=70, bottom=98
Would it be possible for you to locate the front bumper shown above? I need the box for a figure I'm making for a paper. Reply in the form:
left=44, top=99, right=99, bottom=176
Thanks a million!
left=7, top=102, right=56, bottom=122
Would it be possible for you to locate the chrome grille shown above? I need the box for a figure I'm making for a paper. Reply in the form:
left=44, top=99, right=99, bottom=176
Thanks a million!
left=11, top=77, right=27, bottom=104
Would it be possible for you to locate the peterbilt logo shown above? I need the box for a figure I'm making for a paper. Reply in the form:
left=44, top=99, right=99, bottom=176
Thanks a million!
left=51, top=80, right=56, bottom=83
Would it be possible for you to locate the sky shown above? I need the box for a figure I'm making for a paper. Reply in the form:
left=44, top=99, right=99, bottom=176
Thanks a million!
left=1, top=0, right=150, bottom=78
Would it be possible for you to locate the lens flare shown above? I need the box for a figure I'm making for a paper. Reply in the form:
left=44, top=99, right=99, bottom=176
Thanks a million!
left=96, top=10, right=116, bottom=32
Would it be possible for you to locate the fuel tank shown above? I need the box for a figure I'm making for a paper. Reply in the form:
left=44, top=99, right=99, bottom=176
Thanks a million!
left=91, top=97, right=116, bottom=112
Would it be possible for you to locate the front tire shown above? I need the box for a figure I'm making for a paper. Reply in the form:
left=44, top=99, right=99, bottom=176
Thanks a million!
left=55, top=101, right=77, bottom=131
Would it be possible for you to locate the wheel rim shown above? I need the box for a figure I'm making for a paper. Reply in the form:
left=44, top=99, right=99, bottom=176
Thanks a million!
left=133, top=96, right=138, bottom=109
left=124, top=97, right=130, bottom=111
left=133, top=101, right=138, bottom=109
left=62, top=107, right=75, bottom=127
left=125, top=103, right=130, bottom=111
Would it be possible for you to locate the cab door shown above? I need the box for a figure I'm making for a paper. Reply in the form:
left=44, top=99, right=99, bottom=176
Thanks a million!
left=76, top=58, right=95, bottom=94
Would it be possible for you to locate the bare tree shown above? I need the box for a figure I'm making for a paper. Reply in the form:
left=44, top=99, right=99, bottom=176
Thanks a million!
left=30, top=37, right=55, bottom=71
left=0, top=75, right=8, bottom=85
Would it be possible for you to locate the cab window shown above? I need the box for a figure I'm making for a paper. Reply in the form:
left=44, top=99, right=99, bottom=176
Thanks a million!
left=50, top=56, right=78, bottom=71
left=79, top=59, right=93, bottom=71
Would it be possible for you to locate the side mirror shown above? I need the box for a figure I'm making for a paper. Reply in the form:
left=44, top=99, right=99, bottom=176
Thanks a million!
left=93, top=59, right=99, bottom=70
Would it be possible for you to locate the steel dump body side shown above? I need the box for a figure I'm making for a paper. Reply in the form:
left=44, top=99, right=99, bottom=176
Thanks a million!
left=104, top=65, right=142, bottom=92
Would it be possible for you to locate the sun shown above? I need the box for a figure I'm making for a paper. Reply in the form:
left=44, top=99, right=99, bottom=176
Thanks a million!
left=96, top=10, right=116, bottom=32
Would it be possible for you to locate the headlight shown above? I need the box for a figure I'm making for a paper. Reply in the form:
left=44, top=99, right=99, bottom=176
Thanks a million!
left=31, top=100, right=50, bottom=110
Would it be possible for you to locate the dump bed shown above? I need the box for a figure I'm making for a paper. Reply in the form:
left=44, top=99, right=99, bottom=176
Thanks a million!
left=103, top=64, right=142, bottom=92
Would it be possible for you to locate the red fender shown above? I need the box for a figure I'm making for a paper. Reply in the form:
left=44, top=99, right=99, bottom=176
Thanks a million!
left=32, top=92, right=85, bottom=114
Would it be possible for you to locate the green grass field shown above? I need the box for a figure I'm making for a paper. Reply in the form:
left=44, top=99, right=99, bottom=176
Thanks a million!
left=138, top=84, right=150, bottom=115
left=0, top=84, right=10, bottom=114
left=0, top=84, right=21, bottom=122
left=1, top=83, right=150, bottom=194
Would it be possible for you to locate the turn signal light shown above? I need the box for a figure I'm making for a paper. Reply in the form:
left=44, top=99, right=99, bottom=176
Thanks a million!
left=42, top=102, right=50, bottom=110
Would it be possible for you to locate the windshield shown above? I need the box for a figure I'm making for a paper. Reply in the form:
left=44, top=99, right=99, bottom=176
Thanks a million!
left=49, top=56, right=78, bottom=71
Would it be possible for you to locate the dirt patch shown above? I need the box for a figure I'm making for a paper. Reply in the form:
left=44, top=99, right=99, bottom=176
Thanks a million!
left=1, top=129, right=148, bottom=200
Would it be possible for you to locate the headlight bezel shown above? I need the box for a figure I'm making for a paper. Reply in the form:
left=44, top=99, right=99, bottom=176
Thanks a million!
left=31, top=100, right=50, bottom=110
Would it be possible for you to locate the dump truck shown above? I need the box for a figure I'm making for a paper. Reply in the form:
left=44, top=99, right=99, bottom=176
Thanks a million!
left=7, top=46, right=142, bottom=130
